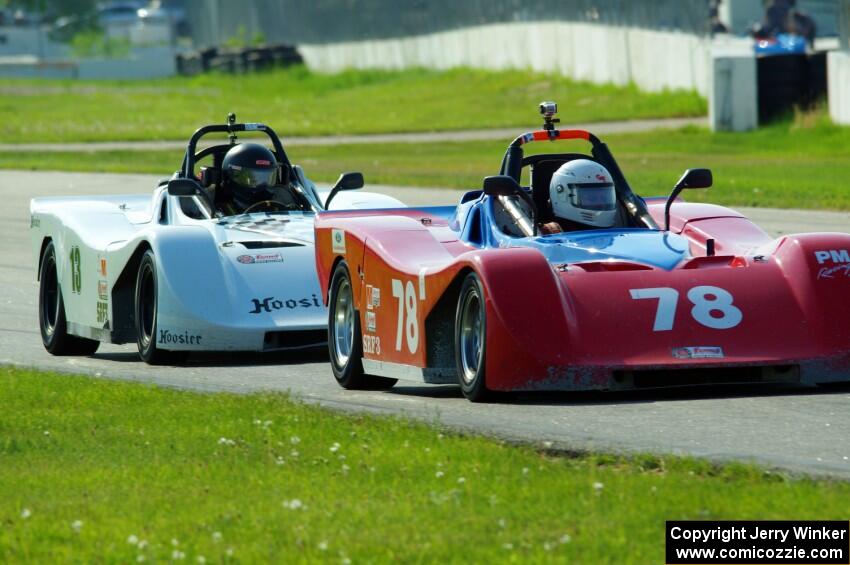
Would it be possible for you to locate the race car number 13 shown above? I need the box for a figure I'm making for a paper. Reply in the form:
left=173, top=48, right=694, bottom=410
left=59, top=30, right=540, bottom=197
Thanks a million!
left=629, top=285, right=742, bottom=331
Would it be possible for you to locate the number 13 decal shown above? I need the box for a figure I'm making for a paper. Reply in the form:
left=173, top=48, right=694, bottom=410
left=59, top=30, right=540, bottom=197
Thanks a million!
left=629, top=285, right=742, bottom=331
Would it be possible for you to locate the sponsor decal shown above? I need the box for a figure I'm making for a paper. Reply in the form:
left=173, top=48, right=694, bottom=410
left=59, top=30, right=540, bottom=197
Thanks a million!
left=815, top=249, right=850, bottom=279
left=97, top=280, right=108, bottom=301
left=363, top=335, right=381, bottom=354
left=256, top=159, right=271, bottom=166
left=595, top=174, right=606, bottom=181
left=96, top=301, right=108, bottom=324
left=30, top=216, right=40, bottom=228
left=818, top=264, right=850, bottom=280
left=158, top=329, right=203, bottom=345
left=97, top=256, right=107, bottom=277
left=237, top=253, right=283, bottom=265
left=366, top=285, right=380, bottom=310
left=672, top=346, right=724, bottom=360
left=249, top=294, right=322, bottom=314
left=366, top=311, right=376, bottom=332
left=331, top=229, right=346, bottom=254
left=69, top=246, right=82, bottom=294
left=254, top=252, right=283, bottom=264
left=814, top=249, right=850, bottom=265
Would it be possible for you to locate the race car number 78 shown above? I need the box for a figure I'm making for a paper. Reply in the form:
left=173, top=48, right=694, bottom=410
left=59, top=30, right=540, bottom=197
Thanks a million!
left=391, top=279, right=419, bottom=353
left=629, top=285, right=742, bottom=331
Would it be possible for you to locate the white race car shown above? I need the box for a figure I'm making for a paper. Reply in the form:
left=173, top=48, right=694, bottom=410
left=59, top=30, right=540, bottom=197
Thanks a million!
left=30, top=116, right=403, bottom=363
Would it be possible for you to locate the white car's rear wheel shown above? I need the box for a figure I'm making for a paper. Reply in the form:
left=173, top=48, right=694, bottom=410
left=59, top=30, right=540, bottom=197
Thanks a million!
left=38, top=241, right=99, bottom=356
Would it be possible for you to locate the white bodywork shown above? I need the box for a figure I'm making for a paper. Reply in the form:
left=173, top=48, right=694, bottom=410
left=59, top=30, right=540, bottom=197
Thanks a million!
left=30, top=181, right=404, bottom=352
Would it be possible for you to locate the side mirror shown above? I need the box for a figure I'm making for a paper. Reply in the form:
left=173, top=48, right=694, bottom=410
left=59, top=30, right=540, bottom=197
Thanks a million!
left=324, top=172, right=364, bottom=209
left=482, top=175, right=521, bottom=197
left=167, top=178, right=216, bottom=214
left=664, top=168, right=713, bottom=231
left=167, top=178, right=203, bottom=196
left=674, top=168, right=713, bottom=191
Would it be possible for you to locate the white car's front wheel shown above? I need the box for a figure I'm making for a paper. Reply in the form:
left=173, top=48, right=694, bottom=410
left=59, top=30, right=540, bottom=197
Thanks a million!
left=134, top=250, right=185, bottom=365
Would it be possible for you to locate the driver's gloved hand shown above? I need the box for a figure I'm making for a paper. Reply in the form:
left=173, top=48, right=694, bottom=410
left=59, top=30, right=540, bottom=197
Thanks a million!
left=539, top=221, right=563, bottom=235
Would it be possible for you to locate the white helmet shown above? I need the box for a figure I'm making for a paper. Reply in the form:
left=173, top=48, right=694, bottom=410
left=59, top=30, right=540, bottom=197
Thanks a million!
left=549, top=159, right=617, bottom=228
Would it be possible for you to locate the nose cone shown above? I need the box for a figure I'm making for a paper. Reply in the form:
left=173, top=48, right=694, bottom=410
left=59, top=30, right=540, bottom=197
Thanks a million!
left=220, top=244, right=325, bottom=327
left=209, top=214, right=326, bottom=327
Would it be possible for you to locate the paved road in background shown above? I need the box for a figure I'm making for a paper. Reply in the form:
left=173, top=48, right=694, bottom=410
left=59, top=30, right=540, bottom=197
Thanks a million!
left=2, top=170, right=849, bottom=479
left=0, top=117, right=705, bottom=152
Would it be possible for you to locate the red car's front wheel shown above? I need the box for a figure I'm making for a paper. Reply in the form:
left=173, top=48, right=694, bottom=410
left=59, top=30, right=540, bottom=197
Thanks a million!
left=328, top=261, right=396, bottom=390
left=455, top=272, right=490, bottom=402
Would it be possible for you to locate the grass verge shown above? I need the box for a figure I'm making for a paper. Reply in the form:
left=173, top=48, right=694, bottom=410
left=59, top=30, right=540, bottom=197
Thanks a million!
left=3, top=118, right=849, bottom=210
left=0, top=66, right=705, bottom=143
left=1, top=366, right=848, bottom=563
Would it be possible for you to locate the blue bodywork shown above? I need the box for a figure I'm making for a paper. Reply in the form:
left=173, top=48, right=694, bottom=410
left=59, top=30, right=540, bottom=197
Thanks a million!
left=436, top=190, right=693, bottom=271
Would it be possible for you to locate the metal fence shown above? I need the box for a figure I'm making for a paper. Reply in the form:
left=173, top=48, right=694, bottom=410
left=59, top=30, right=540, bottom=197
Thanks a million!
left=185, top=0, right=716, bottom=48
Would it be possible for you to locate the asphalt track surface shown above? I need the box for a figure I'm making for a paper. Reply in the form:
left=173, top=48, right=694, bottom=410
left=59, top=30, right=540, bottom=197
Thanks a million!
left=2, top=170, right=850, bottom=479
left=0, top=117, right=704, bottom=153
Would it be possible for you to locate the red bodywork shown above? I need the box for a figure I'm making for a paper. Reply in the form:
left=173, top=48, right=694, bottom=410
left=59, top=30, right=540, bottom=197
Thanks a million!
left=315, top=201, right=850, bottom=391
left=314, top=129, right=850, bottom=391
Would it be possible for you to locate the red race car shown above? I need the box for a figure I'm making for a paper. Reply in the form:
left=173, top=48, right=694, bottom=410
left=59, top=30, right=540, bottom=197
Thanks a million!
left=315, top=103, right=850, bottom=401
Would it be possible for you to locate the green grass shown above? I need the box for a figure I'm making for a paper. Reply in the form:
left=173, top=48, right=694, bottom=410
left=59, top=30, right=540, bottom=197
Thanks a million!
left=0, top=367, right=848, bottom=563
left=4, top=117, right=849, bottom=210
left=0, top=66, right=706, bottom=143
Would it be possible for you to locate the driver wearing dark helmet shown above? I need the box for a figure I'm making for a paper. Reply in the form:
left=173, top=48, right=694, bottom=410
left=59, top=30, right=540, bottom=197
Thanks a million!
left=216, top=142, right=302, bottom=215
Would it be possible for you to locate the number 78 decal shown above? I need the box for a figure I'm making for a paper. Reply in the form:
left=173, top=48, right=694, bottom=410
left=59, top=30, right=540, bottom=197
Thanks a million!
left=629, top=285, right=742, bottom=331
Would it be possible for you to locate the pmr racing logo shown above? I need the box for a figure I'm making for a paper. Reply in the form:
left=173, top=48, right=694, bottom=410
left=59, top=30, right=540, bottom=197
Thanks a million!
left=815, top=249, right=850, bottom=280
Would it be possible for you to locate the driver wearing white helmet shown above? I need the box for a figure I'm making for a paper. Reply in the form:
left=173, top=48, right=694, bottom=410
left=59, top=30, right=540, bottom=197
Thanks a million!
left=540, top=159, right=618, bottom=234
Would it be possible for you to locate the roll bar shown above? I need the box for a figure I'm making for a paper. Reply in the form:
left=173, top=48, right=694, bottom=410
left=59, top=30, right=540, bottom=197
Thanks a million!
left=497, top=127, right=658, bottom=230
left=179, top=116, right=293, bottom=179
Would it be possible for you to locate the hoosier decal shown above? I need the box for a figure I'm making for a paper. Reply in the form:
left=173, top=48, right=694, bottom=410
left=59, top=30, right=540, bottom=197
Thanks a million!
left=159, top=329, right=203, bottom=345
left=249, top=294, right=322, bottom=314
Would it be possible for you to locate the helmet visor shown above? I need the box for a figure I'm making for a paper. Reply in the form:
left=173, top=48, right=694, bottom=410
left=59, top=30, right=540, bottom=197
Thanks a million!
left=569, top=183, right=616, bottom=211
left=230, top=165, right=277, bottom=190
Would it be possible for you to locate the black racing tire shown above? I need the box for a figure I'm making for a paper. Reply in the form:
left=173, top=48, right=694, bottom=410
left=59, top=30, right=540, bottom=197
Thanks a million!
left=327, top=261, right=396, bottom=390
left=38, top=241, right=100, bottom=356
left=454, top=272, right=490, bottom=402
left=135, top=250, right=186, bottom=365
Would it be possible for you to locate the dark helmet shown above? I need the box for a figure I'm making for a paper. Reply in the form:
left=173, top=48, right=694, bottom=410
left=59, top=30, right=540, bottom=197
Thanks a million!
left=222, top=143, right=278, bottom=210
